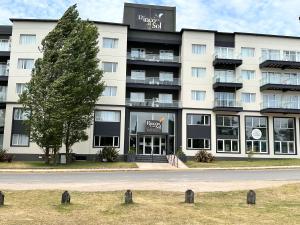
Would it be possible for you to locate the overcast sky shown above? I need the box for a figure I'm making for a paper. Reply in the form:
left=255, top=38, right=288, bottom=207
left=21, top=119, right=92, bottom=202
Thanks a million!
left=1, top=0, right=300, bottom=36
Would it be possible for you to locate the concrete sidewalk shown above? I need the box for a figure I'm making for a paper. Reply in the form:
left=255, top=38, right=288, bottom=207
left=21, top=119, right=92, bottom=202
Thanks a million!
left=0, top=164, right=300, bottom=173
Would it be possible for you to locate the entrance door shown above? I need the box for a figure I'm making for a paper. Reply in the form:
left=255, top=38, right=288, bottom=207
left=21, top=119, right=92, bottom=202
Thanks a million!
left=139, top=136, right=166, bottom=155
left=144, top=136, right=152, bottom=154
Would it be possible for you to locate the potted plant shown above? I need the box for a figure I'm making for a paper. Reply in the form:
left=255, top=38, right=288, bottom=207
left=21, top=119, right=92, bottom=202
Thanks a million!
left=127, top=147, right=136, bottom=162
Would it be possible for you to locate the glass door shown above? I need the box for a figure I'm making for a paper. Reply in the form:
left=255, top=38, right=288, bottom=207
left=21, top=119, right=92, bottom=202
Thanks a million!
left=153, top=136, right=160, bottom=155
left=144, top=136, right=152, bottom=155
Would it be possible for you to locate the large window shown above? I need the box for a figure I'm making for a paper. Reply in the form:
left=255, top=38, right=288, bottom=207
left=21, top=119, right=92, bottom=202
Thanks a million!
left=159, top=72, right=173, bottom=81
left=214, top=70, right=235, bottom=82
left=191, top=90, right=205, bottom=101
left=216, top=115, right=239, bottom=153
left=215, top=47, right=234, bottom=59
left=102, top=62, right=117, bottom=73
left=242, top=93, right=256, bottom=103
left=131, top=70, right=145, bottom=80
left=94, top=136, right=119, bottom=147
left=187, top=138, right=210, bottom=149
left=241, top=70, right=255, bottom=80
left=159, top=94, right=173, bottom=103
left=274, top=117, right=296, bottom=154
left=261, top=49, right=280, bottom=61
left=102, top=86, right=117, bottom=96
left=19, top=34, right=36, bottom=45
left=241, top=47, right=255, bottom=57
left=245, top=116, right=268, bottom=154
left=102, top=38, right=118, bottom=48
left=17, top=59, right=34, bottom=70
left=12, top=134, right=29, bottom=146
left=94, top=111, right=120, bottom=122
left=14, top=109, right=28, bottom=120
left=159, top=50, right=174, bottom=61
left=191, top=67, right=206, bottom=78
left=192, top=44, right=206, bottom=55
left=130, top=92, right=144, bottom=102
left=187, top=114, right=210, bottom=125
left=16, top=83, right=27, bottom=95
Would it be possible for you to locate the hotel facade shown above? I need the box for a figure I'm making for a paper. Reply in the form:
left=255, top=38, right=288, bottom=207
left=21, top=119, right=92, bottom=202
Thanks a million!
left=0, top=3, right=300, bottom=161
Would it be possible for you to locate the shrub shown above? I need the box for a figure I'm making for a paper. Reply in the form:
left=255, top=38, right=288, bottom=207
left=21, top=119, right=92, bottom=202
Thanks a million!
left=100, top=147, right=119, bottom=162
left=128, top=147, right=136, bottom=154
left=194, top=150, right=215, bottom=163
left=0, top=149, right=13, bottom=163
left=176, top=147, right=187, bottom=162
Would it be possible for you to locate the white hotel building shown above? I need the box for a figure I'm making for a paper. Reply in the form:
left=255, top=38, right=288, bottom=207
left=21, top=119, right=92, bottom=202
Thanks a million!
left=0, top=3, right=300, bottom=161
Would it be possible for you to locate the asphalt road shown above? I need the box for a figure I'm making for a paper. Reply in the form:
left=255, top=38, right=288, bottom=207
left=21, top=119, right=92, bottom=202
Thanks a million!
left=0, top=169, right=299, bottom=192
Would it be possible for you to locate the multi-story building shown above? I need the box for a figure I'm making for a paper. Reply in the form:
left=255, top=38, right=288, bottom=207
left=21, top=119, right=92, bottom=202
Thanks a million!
left=1, top=3, right=300, bottom=160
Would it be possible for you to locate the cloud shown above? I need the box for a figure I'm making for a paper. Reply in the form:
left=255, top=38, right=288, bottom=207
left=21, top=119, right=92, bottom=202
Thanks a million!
left=0, top=0, right=300, bottom=36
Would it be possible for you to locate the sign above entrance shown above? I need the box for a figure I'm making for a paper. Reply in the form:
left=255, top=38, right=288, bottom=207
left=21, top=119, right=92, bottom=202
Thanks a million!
left=251, top=129, right=262, bottom=140
left=145, top=120, right=162, bottom=133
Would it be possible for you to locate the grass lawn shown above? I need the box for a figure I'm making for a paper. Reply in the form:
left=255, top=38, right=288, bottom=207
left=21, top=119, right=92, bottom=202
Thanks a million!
left=186, top=159, right=300, bottom=168
left=0, top=161, right=137, bottom=169
left=0, top=184, right=299, bottom=225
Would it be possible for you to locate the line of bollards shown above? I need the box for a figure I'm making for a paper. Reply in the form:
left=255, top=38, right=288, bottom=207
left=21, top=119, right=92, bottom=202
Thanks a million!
left=0, top=189, right=256, bottom=206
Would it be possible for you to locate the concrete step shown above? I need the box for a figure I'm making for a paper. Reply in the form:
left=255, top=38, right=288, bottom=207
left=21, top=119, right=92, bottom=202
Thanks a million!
left=135, top=155, right=168, bottom=163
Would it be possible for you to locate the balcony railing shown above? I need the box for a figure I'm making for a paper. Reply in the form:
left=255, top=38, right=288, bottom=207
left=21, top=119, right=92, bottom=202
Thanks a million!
left=126, top=98, right=181, bottom=108
left=0, top=64, right=8, bottom=76
left=261, top=76, right=300, bottom=86
left=214, top=99, right=242, bottom=108
left=127, top=53, right=180, bottom=63
left=261, top=100, right=300, bottom=110
left=260, top=55, right=300, bottom=63
left=126, top=77, right=181, bottom=86
left=213, top=53, right=241, bottom=60
left=213, top=75, right=241, bottom=83
left=0, top=39, right=10, bottom=51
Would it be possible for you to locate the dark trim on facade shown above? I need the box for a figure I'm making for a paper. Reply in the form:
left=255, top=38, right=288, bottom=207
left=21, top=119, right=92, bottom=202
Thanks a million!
left=10, top=107, right=30, bottom=147
left=261, top=108, right=300, bottom=114
left=259, top=60, right=300, bottom=69
left=213, top=58, right=242, bottom=69
left=126, top=83, right=180, bottom=90
left=213, top=107, right=243, bottom=113
left=127, top=59, right=181, bottom=68
left=213, top=82, right=243, bottom=92
left=260, top=83, right=300, bottom=92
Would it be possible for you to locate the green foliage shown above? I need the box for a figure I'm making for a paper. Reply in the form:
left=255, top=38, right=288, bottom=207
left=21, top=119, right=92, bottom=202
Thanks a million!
left=194, top=150, right=215, bottom=163
left=128, top=147, right=136, bottom=154
left=19, top=5, right=104, bottom=164
left=0, top=149, right=13, bottom=162
left=99, top=147, right=119, bottom=162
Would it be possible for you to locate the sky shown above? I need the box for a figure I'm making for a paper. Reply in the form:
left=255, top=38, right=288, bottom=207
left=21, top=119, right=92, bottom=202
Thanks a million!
left=1, top=0, right=300, bottom=36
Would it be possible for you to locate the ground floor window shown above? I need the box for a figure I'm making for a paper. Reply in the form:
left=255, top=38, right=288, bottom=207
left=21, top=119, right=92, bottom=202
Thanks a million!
left=11, top=134, right=29, bottom=146
left=245, top=116, right=268, bottom=153
left=94, top=136, right=119, bottom=147
left=187, top=138, right=210, bottom=149
left=274, top=117, right=296, bottom=154
left=216, top=115, right=239, bottom=153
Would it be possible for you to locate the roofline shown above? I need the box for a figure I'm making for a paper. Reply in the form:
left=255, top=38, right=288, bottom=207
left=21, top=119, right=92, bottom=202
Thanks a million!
left=124, top=2, right=176, bottom=11
left=129, top=28, right=180, bottom=35
left=9, top=18, right=128, bottom=27
left=234, top=31, right=300, bottom=40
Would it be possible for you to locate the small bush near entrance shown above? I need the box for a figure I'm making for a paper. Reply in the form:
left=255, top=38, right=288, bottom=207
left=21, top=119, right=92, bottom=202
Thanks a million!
left=98, top=147, right=119, bottom=162
left=0, top=149, right=13, bottom=163
left=194, top=150, right=215, bottom=163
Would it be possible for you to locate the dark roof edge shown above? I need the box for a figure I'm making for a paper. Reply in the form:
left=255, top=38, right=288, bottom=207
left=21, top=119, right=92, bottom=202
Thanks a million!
left=234, top=31, right=300, bottom=40
left=9, top=18, right=128, bottom=27
left=180, top=28, right=217, bottom=34
left=128, top=28, right=180, bottom=34
left=124, top=2, right=175, bottom=10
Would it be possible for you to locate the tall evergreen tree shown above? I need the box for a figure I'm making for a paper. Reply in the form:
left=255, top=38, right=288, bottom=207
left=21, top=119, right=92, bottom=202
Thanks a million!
left=20, top=5, right=104, bottom=164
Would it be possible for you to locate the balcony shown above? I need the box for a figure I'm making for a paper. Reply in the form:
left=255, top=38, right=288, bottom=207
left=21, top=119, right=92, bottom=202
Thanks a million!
left=213, top=75, right=242, bottom=91
left=0, top=64, right=8, bottom=76
left=126, top=77, right=180, bottom=90
left=260, top=76, right=300, bottom=92
left=0, top=39, right=10, bottom=51
left=213, top=99, right=243, bottom=112
left=259, top=55, right=300, bottom=69
left=126, top=98, right=181, bottom=109
left=261, top=100, right=300, bottom=114
left=213, top=53, right=242, bottom=69
left=127, top=53, right=181, bottom=67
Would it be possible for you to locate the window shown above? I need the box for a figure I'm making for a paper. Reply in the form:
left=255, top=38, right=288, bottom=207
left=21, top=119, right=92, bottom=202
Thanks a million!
left=0, top=39, right=9, bottom=51
left=245, top=116, right=268, bottom=154
left=187, top=114, right=210, bottom=125
left=191, top=67, right=206, bottom=78
left=191, top=90, right=205, bottom=101
left=130, top=92, right=144, bottom=102
left=216, top=115, right=239, bottom=153
left=19, top=34, right=36, bottom=45
left=94, top=136, right=119, bottom=147
left=159, top=72, right=173, bottom=81
left=192, top=44, right=206, bottom=55
left=102, top=38, right=118, bottom=48
left=274, top=117, right=296, bottom=154
left=215, top=47, right=234, bottom=59
left=102, top=86, right=117, bottom=96
left=17, top=59, right=34, bottom=70
left=0, top=86, right=7, bottom=102
left=12, top=134, right=29, bottom=146
left=159, top=50, right=174, bottom=61
left=14, top=109, right=28, bottom=120
left=215, top=92, right=236, bottom=107
left=242, top=93, right=256, bottom=103
left=131, top=48, right=145, bottom=59
left=187, top=138, right=210, bottom=149
left=131, top=70, right=145, bottom=80
left=102, top=62, right=117, bottom=73
left=214, top=70, right=235, bottom=82
left=283, top=50, right=300, bottom=62
left=94, top=111, right=120, bottom=122
left=16, top=83, right=26, bottom=94
left=261, top=49, right=280, bottom=61
left=241, top=70, right=255, bottom=80
left=159, top=94, right=173, bottom=103
left=241, top=47, right=255, bottom=57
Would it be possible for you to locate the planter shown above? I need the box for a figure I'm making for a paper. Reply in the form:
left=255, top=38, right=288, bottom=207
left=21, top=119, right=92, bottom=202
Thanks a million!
left=126, top=153, right=136, bottom=162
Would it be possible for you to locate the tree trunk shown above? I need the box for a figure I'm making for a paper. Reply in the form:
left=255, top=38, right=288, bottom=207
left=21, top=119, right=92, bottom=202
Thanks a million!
left=65, top=123, right=71, bottom=164
left=45, top=147, right=50, bottom=165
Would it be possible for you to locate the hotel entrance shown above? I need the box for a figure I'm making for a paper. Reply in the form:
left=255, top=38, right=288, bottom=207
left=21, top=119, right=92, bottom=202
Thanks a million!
left=137, top=135, right=167, bottom=155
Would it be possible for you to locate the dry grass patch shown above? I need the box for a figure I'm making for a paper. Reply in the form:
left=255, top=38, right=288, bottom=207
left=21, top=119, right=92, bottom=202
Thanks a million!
left=0, top=184, right=299, bottom=225
left=186, top=159, right=300, bottom=168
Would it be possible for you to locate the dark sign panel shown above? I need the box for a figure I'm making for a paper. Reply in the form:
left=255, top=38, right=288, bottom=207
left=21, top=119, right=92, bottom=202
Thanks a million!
left=123, top=3, right=176, bottom=32
left=145, top=120, right=162, bottom=133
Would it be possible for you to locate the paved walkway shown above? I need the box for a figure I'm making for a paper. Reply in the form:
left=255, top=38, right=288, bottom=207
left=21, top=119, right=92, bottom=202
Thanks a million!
left=136, top=163, right=176, bottom=170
